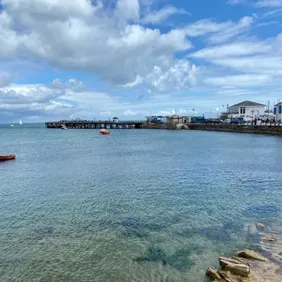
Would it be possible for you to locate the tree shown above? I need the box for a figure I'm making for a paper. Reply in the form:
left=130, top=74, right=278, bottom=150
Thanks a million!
left=220, top=112, right=228, bottom=120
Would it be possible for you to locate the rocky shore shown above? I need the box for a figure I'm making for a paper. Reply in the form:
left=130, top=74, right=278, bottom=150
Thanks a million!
left=206, top=223, right=282, bottom=282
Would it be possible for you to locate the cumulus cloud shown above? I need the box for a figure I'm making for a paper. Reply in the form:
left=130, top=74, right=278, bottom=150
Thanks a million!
left=1, top=0, right=282, bottom=121
left=0, top=80, right=78, bottom=120
left=0, top=0, right=194, bottom=93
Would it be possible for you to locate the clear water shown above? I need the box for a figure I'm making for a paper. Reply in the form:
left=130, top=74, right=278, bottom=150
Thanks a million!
left=1, top=125, right=282, bottom=282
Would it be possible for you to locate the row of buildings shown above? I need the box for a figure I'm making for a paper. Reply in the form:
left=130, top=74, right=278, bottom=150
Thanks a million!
left=146, top=100, right=282, bottom=124
left=227, top=101, right=282, bottom=122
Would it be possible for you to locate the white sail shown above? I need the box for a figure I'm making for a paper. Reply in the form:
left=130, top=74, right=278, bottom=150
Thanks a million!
left=19, top=119, right=23, bottom=125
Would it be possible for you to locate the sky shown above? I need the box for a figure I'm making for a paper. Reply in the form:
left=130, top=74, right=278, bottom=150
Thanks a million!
left=0, top=0, right=282, bottom=122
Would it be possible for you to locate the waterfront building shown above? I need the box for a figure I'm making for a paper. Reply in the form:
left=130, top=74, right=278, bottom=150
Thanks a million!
left=168, top=114, right=181, bottom=125
left=146, top=116, right=168, bottom=124
left=228, top=101, right=265, bottom=120
left=274, top=102, right=282, bottom=122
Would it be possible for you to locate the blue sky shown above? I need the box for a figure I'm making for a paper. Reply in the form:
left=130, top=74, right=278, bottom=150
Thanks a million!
left=0, top=0, right=282, bottom=122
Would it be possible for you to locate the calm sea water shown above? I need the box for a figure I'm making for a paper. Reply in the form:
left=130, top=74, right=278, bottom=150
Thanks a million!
left=1, top=125, right=282, bottom=282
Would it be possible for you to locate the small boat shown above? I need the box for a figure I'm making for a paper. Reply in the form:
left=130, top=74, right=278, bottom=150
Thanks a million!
left=100, top=129, right=111, bottom=135
left=0, top=155, right=16, bottom=161
left=61, top=124, right=67, bottom=130
left=19, top=119, right=23, bottom=125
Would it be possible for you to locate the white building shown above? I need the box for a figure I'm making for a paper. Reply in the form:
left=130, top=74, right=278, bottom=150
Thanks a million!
left=228, top=101, right=265, bottom=120
left=274, top=102, right=282, bottom=122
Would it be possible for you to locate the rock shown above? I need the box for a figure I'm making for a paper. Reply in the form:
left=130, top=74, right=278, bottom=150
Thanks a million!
left=219, top=257, right=241, bottom=267
left=218, top=271, right=234, bottom=282
left=206, top=267, right=221, bottom=280
left=231, top=256, right=250, bottom=265
left=262, top=235, right=278, bottom=242
left=257, top=223, right=265, bottom=229
left=223, top=262, right=250, bottom=277
left=236, top=249, right=267, bottom=262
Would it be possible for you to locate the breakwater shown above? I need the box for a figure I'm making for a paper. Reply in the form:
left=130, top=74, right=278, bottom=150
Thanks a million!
left=45, top=120, right=282, bottom=136
left=189, top=124, right=282, bottom=135
left=45, top=120, right=144, bottom=129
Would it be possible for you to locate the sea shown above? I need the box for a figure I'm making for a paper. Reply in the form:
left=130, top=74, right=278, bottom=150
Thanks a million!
left=1, top=124, right=282, bottom=282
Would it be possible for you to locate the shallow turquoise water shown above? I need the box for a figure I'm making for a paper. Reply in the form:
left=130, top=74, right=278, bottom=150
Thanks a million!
left=1, top=126, right=282, bottom=281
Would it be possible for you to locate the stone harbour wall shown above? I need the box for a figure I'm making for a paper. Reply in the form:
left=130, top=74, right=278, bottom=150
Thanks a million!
left=189, top=124, right=282, bottom=136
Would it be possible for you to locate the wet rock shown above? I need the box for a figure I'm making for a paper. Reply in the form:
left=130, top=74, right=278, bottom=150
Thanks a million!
left=223, top=262, right=250, bottom=277
left=236, top=249, right=267, bottom=262
left=256, top=223, right=265, bottom=230
left=206, top=267, right=221, bottom=280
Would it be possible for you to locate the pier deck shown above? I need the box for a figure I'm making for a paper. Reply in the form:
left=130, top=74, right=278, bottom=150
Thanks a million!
left=45, top=120, right=145, bottom=129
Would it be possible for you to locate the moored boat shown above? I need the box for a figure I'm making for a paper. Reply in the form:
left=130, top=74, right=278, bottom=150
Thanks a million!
left=0, top=155, right=16, bottom=161
left=100, top=129, right=111, bottom=135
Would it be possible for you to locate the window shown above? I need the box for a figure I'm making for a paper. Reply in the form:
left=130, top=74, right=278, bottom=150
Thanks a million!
left=274, top=107, right=277, bottom=114
left=279, top=105, right=282, bottom=114
left=240, top=107, right=246, bottom=114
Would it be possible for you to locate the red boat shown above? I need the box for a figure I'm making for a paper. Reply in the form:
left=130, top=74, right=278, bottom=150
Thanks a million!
left=0, top=155, right=16, bottom=161
left=100, top=129, right=111, bottom=135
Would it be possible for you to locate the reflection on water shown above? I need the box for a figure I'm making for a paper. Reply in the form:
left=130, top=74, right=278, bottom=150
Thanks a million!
left=1, top=126, right=282, bottom=281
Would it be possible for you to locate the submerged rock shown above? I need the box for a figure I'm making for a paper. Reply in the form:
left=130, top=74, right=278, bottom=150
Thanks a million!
left=262, top=235, right=278, bottom=242
left=256, top=223, right=265, bottom=230
left=206, top=267, right=221, bottom=281
left=236, top=249, right=267, bottom=262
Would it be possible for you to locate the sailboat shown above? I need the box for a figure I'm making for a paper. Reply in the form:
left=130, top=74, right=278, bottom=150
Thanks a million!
left=10, top=120, right=14, bottom=127
left=19, top=119, right=23, bottom=125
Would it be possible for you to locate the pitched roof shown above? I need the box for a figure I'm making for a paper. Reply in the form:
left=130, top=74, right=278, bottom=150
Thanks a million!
left=274, top=102, right=282, bottom=106
left=229, top=101, right=265, bottom=107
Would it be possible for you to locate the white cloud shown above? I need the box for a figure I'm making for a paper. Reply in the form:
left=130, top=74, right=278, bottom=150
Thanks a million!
left=0, top=73, right=11, bottom=87
left=256, top=0, right=282, bottom=7
left=184, top=16, right=254, bottom=43
left=208, top=17, right=254, bottom=44
left=141, top=6, right=188, bottom=24
left=0, top=0, right=194, bottom=93
left=50, top=79, right=86, bottom=92
left=119, top=75, right=144, bottom=88
left=228, top=0, right=247, bottom=4
left=146, top=60, right=197, bottom=92
left=121, top=109, right=139, bottom=116
left=1, top=0, right=282, bottom=121
left=190, top=42, right=271, bottom=59
left=116, top=0, right=140, bottom=21
left=205, top=74, right=272, bottom=87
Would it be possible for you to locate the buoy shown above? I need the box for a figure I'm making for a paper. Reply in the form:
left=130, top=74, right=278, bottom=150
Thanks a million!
left=18, top=140, right=20, bottom=143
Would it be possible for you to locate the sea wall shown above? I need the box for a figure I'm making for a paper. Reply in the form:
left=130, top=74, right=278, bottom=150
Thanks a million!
left=189, top=124, right=282, bottom=136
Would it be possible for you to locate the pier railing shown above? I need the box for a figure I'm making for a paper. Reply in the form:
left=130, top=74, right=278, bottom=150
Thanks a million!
left=45, top=120, right=146, bottom=129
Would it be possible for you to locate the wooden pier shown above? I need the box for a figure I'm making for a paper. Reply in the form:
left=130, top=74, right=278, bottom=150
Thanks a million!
left=45, top=120, right=145, bottom=129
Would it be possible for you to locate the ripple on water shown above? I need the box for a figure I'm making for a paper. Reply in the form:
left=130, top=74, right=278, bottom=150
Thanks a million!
left=1, top=128, right=282, bottom=281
